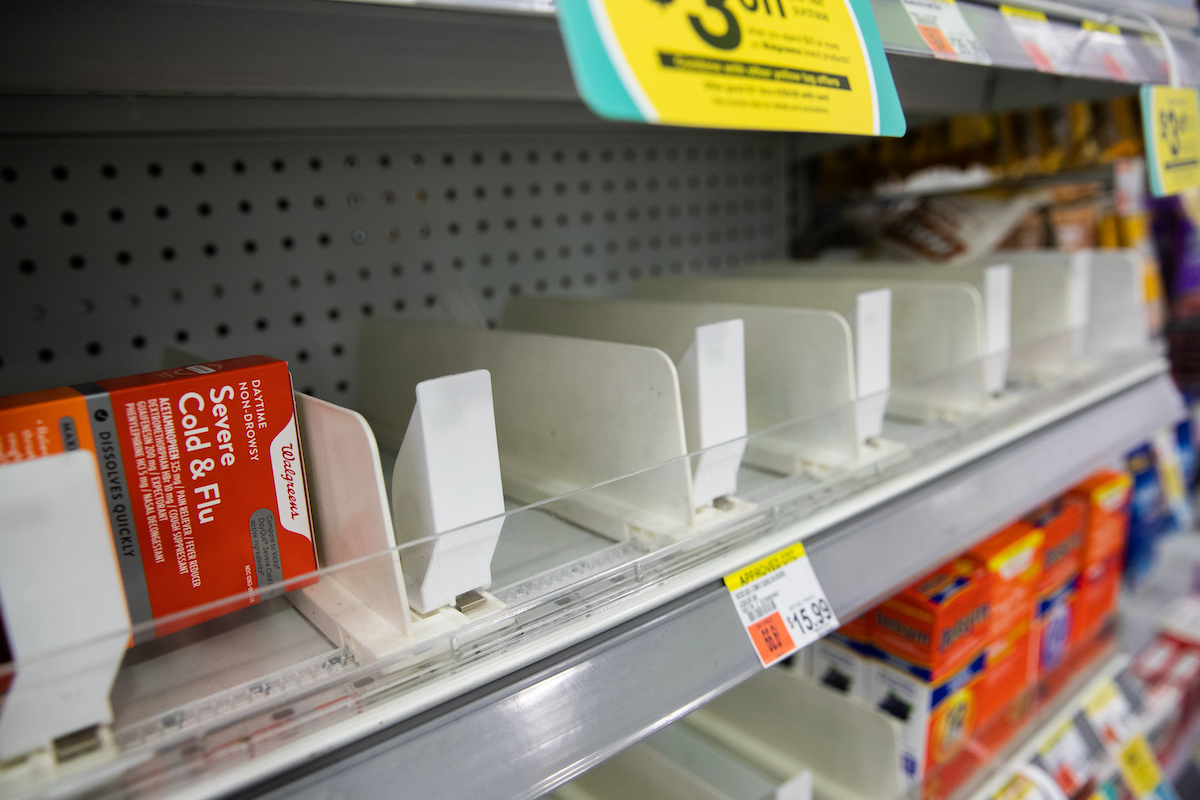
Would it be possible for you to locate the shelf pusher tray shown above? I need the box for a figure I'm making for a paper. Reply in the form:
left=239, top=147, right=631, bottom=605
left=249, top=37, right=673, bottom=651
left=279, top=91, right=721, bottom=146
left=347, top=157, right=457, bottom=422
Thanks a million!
left=0, top=314, right=1180, bottom=800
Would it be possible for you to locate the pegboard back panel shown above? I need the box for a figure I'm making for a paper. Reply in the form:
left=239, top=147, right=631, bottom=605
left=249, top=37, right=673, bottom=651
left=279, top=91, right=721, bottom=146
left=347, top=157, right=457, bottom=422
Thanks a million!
left=0, top=129, right=787, bottom=404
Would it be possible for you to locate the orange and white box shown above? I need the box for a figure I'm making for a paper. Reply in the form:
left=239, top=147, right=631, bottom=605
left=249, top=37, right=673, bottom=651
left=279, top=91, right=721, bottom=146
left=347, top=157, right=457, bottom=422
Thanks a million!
left=967, top=520, right=1043, bottom=727
left=0, top=356, right=317, bottom=641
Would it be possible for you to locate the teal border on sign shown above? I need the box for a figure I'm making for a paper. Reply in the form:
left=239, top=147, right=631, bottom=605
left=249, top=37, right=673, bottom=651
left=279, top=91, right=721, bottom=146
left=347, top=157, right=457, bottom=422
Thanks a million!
left=1141, top=84, right=1167, bottom=197
left=847, top=0, right=907, bottom=136
left=556, top=0, right=645, bottom=122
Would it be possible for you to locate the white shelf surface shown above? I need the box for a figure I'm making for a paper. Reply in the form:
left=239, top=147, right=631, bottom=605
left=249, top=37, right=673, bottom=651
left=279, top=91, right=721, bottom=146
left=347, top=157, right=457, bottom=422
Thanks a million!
left=27, top=352, right=1178, bottom=800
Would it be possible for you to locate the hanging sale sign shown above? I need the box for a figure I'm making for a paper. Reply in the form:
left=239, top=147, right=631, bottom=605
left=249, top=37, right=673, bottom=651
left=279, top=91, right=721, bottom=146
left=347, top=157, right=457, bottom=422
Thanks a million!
left=1140, top=84, right=1200, bottom=197
left=555, top=0, right=906, bottom=134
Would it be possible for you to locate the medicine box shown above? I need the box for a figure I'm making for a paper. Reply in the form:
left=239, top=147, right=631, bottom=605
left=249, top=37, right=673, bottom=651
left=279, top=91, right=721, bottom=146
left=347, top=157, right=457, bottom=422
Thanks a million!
left=0, top=356, right=317, bottom=640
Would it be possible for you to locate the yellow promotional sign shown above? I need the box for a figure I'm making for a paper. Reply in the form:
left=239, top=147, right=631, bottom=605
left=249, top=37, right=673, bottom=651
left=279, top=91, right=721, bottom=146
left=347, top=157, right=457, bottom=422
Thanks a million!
left=1141, top=84, right=1200, bottom=196
left=556, top=0, right=905, bottom=134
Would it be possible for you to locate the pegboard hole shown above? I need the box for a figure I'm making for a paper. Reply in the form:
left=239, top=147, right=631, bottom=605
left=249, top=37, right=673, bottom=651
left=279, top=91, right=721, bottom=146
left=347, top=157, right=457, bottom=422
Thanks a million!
left=424, top=294, right=437, bottom=308
left=282, top=236, right=294, bottom=250
left=332, top=344, right=345, bottom=357
left=191, top=161, right=206, bottom=176
left=239, top=200, right=252, bottom=214
left=255, top=318, right=269, bottom=331
left=161, top=247, right=176, bottom=262
left=272, top=158, right=286, bottom=173
left=38, top=348, right=54, bottom=363
left=336, top=380, right=349, bottom=393
left=244, top=240, right=257, bottom=254
left=314, top=195, right=326, bottom=209
left=318, top=233, right=331, bottom=247
left=3, top=167, right=18, bottom=182
left=297, top=350, right=309, bottom=362
left=379, top=154, right=392, bottom=168
left=155, top=205, right=170, bottom=220
left=61, top=211, right=78, bottom=226
left=233, top=160, right=247, bottom=174
left=252, top=280, right=265, bottom=294
left=69, top=255, right=85, bottom=270
left=131, top=335, right=146, bottom=349
left=216, top=324, right=230, bottom=337
left=344, top=155, right=358, bottom=169
left=109, top=208, right=124, bottom=223
left=361, top=303, right=373, bottom=316
left=328, top=308, right=340, bottom=321
left=171, top=288, right=184, bottom=303
left=277, top=197, right=290, bottom=212
left=292, top=313, right=305, bottom=326
left=148, top=162, right=163, bottom=177
left=213, top=284, right=225, bottom=298
left=358, top=267, right=371, bottom=281
left=393, top=298, right=406, bottom=311
left=117, top=251, right=132, bottom=265
left=309, top=157, right=322, bottom=171
left=204, top=243, right=218, bottom=257
left=18, top=259, right=35, bottom=275
left=198, top=203, right=211, bottom=217
left=175, top=329, right=189, bottom=343
left=52, top=165, right=69, bottom=181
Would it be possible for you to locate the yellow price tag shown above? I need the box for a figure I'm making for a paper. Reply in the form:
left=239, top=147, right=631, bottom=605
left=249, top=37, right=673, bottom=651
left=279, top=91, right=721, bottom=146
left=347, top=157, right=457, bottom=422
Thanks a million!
left=1117, top=736, right=1164, bottom=799
left=1141, top=84, right=1200, bottom=197
left=556, top=0, right=905, bottom=134
left=999, top=5, right=1047, bottom=22
left=1081, top=20, right=1121, bottom=34
left=724, top=541, right=806, bottom=589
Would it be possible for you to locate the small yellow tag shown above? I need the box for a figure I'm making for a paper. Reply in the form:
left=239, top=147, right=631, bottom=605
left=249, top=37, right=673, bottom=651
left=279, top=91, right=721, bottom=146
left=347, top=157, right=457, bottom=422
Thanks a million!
left=1117, top=736, right=1163, bottom=799
left=1083, top=680, right=1120, bottom=717
left=1000, top=5, right=1048, bottom=22
left=1082, top=20, right=1121, bottom=34
left=724, top=542, right=806, bottom=590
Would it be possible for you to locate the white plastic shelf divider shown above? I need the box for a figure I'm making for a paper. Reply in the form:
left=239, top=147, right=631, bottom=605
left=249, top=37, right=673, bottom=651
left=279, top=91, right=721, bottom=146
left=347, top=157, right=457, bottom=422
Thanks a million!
left=217, top=361, right=1181, bottom=800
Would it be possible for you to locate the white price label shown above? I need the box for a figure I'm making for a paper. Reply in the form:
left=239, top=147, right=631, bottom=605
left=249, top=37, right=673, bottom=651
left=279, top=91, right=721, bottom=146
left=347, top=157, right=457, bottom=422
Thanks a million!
left=1000, top=6, right=1070, bottom=73
left=1082, top=680, right=1139, bottom=750
left=900, top=0, right=992, bottom=64
left=725, top=542, right=838, bottom=667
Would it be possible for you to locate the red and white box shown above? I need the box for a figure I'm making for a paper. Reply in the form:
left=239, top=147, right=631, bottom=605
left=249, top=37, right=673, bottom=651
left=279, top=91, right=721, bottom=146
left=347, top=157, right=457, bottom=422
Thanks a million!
left=0, top=356, right=317, bottom=641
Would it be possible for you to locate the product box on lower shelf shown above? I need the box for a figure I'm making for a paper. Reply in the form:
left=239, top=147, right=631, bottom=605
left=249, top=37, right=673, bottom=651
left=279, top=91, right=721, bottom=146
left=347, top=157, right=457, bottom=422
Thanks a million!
left=967, top=521, right=1043, bottom=729
left=869, top=559, right=992, bottom=786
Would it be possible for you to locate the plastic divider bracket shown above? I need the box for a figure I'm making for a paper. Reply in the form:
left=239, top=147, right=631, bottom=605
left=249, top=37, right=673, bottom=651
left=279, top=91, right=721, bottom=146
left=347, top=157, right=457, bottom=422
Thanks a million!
left=0, top=452, right=129, bottom=759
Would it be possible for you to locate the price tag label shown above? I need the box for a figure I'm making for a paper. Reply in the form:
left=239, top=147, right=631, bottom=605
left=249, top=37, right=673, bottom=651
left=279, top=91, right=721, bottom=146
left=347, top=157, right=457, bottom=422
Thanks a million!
left=1080, top=21, right=1141, bottom=82
left=1116, top=736, right=1179, bottom=800
left=1082, top=680, right=1138, bottom=749
left=1000, top=5, right=1069, bottom=73
left=1140, top=85, right=1200, bottom=197
left=1035, top=720, right=1095, bottom=796
left=724, top=542, right=838, bottom=667
left=555, top=0, right=906, bottom=134
left=900, top=0, right=991, bottom=64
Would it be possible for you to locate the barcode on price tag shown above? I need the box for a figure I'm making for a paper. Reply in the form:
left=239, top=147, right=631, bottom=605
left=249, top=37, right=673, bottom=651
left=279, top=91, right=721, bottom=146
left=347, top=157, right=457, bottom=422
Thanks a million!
left=724, top=542, right=839, bottom=667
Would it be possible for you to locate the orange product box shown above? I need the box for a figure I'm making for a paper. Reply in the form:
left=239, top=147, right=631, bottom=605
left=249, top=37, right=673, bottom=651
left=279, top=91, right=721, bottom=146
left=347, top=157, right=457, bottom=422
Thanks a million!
left=1068, top=469, right=1132, bottom=567
left=1070, top=554, right=1121, bottom=648
left=0, top=356, right=317, bottom=641
left=872, top=557, right=991, bottom=680
left=966, top=521, right=1044, bottom=727
left=1029, top=497, right=1085, bottom=597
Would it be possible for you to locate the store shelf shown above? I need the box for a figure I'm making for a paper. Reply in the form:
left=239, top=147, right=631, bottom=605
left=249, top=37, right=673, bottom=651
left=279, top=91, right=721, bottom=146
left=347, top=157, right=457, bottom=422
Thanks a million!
left=0, top=0, right=1193, bottom=136
left=179, top=359, right=1181, bottom=800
